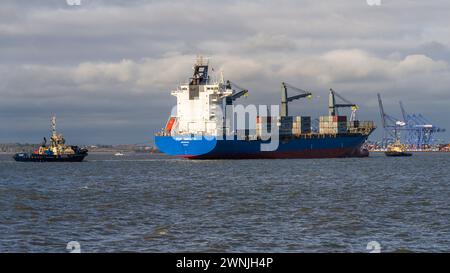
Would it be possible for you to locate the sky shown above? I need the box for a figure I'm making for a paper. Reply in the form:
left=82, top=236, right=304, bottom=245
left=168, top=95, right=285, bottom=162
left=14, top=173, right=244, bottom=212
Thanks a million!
left=0, top=0, right=449, bottom=144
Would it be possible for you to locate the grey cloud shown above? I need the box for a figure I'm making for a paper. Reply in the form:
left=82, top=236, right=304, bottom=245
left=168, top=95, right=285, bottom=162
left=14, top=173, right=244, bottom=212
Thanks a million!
left=1, top=0, right=449, bottom=143
left=408, top=41, right=450, bottom=62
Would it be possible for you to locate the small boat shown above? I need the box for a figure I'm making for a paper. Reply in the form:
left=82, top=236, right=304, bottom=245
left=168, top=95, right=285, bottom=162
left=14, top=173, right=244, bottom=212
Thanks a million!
left=13, top=151, right=88, bottom=162
left=114, top=152, right=124, bottom=156
left=13, top=116, right=88, bottom=162
left=385, top=140, right=412, bottom=157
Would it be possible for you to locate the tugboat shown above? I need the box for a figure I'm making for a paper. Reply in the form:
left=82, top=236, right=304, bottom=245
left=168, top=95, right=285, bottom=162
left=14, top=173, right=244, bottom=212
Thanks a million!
left=13, top=116, right=88, bottom=162
left=385, top=139, right=412, bottom=157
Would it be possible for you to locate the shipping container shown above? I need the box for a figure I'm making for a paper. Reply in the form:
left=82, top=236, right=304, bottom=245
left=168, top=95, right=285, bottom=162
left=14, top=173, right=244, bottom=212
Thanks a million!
left=256, top=116, right=274, bottom=138
left=319, top=116, right=347, bottom=134
left=297, top=116, right=311, bottom=134
left=320, top=115, right=347, bottom=122
left=348, top=120, right=360, bottom=127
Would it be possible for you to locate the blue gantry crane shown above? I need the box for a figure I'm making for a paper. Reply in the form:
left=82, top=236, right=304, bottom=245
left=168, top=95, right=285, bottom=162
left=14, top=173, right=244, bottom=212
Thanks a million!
left=377, top=93, right=445, bottom=149
left=398, top=101, right=445, bottom=149
left=377, top=93, right=405, bottom=147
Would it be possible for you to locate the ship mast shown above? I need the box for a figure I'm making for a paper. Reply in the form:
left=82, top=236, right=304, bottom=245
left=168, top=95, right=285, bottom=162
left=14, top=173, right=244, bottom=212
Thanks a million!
left=50, top=114, right=65, bottom=150
left=51, top=115, right=57, bottom=136
left=190, top=56, right=210, bottom=85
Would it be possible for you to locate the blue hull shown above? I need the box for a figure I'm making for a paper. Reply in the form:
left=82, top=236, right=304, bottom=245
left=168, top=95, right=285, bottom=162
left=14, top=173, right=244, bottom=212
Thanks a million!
left=155, top=134, right=369, bottom=159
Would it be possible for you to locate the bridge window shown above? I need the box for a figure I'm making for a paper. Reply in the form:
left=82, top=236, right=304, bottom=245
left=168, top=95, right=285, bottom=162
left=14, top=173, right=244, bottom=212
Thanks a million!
left=189, top=85, right=199, bottom=100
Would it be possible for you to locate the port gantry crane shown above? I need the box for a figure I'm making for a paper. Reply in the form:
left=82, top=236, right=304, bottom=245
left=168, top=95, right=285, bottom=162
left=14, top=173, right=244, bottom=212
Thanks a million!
left=398, top=100, right=445, bottom=149
left=280, top=82, right=312, bottom=117
left=378, top=93, right=445, bottom=149
left=328, top=89, right=359, bottom=121
left=377, top=93, right=405, bottom=147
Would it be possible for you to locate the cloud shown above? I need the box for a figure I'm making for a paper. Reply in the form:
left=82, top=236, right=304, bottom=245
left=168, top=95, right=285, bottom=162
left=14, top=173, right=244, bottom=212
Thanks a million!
left=4, top=49, right=449, bottom=100
left=241, top=33, right=298, bottom=53
left=1, top=0, right=450, bottom=143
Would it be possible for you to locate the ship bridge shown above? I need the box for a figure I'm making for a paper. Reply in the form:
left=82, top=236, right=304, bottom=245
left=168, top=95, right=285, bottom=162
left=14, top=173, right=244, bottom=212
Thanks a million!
left=168, top=57, right=233, bottom=136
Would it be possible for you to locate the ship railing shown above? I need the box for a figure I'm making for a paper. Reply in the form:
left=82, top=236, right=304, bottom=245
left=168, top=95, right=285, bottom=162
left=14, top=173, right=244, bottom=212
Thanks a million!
left=155, top=131, right=171, bottom=136
left=347, top=121, right=376, bottom=134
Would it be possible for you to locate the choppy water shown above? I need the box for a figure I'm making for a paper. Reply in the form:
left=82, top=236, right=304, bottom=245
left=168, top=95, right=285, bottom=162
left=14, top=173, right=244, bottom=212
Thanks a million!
left=0, top=152, right=449, bottom=252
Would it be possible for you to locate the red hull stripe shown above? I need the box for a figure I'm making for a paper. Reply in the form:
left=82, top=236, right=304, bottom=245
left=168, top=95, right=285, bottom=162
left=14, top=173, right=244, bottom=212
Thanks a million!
left=181, top=148, right=368, bottom=159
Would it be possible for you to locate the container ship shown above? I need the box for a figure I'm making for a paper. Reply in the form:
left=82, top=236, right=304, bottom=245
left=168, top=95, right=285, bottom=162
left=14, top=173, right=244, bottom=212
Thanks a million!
left=13, top=116, right=88, bottom=162
left=155, top=57, right=375, bottom=159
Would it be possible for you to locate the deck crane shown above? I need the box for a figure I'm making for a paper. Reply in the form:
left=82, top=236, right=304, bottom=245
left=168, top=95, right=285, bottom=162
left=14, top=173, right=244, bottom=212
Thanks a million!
left=280, top=82, right=312, bottom=117
left=221, top=80, right=249, bottom=136
left=328, top=88, right=359, bottom=121
left=224, top=80, right=249, bottom=106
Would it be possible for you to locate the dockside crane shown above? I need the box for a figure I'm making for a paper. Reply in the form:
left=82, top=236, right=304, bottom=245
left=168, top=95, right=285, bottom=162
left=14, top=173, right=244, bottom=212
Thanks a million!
left=399, top=101, right=408, bottom=122
left=398, top=100, right=445, bottom=148
left=377, top=93, right=404, bottom=147
left=378, top=93, right=388, bottom=130
left=280, top=82, right=312, bottom=117
left=328, top=89, right=358, bottom=120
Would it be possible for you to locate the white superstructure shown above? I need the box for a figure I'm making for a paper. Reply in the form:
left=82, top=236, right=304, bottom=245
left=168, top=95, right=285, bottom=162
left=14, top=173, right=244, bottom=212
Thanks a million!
left=168, top=57, right=234, bottom=136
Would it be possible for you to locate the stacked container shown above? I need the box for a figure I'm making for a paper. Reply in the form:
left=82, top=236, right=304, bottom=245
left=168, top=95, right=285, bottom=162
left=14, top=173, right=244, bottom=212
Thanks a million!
left=293, top=116, right=312, bottom=135
left=279, top=116, right=294, bottom=135
left=348, top=120, right=360, bottom=128
left=256, top=116, right=273, bottom=138
left=347, top=120, right=360, bottom=133
left=319, top=116, right=348, bottom=134
left=348, top=120, right=375, bottom=134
